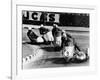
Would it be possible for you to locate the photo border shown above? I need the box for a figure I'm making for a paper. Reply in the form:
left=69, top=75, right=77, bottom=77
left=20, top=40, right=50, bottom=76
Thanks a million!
left=11, top=2, right=97, bottom=80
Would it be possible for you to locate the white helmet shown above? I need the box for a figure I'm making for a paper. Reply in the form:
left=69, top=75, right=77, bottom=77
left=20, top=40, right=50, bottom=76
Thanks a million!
left=41, top=24, right=44, bottom=27
left=28, top=27, right=32, bottom=30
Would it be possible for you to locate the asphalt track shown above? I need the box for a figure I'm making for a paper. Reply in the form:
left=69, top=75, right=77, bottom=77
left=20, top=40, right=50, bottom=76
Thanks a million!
left=22, top=27, right=89, bottom=69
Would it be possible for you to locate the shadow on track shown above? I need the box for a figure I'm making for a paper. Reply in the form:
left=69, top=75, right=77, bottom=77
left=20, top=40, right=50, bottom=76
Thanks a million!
left=40, top=47, right=55, bottom=52
left=43, top=57, right=89, bottom=64
left=44, top=57, right=70, bottom=64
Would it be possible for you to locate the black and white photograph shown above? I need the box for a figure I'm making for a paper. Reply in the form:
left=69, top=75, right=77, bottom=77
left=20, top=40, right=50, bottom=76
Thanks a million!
left=1, top=0, right=99, bottom=80
left=22, top=10, right=90, bottom=69
left=10, top=2, right=97, bottom=79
